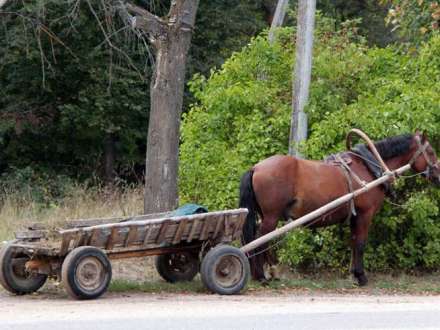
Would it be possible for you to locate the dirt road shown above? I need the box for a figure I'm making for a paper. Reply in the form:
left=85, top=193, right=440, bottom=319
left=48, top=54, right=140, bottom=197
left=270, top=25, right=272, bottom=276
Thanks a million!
left=1, top=290, right=440, bottom=330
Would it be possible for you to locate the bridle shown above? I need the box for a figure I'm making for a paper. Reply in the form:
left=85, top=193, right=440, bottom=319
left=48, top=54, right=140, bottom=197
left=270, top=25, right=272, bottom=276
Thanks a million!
left=409, top=135, right=440, bottom=178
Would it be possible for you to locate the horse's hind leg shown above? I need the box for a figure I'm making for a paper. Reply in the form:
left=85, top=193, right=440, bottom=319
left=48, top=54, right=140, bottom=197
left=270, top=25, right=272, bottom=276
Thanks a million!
left=350, top=211, right=373, bottom=286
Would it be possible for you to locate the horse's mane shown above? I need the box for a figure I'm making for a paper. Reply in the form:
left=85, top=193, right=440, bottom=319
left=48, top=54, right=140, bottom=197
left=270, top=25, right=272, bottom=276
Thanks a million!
left=372, top=133, right=413, bottom=160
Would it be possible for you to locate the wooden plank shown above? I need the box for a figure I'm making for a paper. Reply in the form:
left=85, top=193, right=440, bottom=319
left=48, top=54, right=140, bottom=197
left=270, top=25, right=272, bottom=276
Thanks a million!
left=156, top=220, right=172, bottom=244
left=15, top=230, right=47, bottom=240
left=59, top=209, right=248, bottom=235
left=187, top=219, right=200, bottom=243
left=88, top=228, right=99, bottom=246
left=28, top=223, right=47, bottom=230
left=213, top=215, right=224, bottom=238
left=172, top=218, right=188, bottom=245
left=107, top=244, right=202, bottom=259
left=71, top=230, right=84, bottom=248
left=124, top=226, right=138, bottom=247
left=199, top=218, right=210, bottom=241
left=59, top=233, right=72, bottom=256
left=64, top=211, right=173, bottom=229
left=143, top=226, right=153, bottom=246
left=234, top=214, right=247, bottom=239
left=106, top=227, right=119, bottom=250
left=82, top=230, right=93, bottom=246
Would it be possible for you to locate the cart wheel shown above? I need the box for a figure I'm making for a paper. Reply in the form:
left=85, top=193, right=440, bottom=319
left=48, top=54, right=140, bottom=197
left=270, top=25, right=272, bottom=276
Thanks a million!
left=155, top=252, right=199, bottom=283
left=201, top=245, right=250, bottom=295
left=61, top=246, right=111, bottom=300
left=0, top=242, right=47, bottom=295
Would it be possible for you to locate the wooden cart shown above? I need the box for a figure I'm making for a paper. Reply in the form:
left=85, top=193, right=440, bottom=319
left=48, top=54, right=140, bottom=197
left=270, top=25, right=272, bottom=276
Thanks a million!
left=0, top=208, right=248, bottom=299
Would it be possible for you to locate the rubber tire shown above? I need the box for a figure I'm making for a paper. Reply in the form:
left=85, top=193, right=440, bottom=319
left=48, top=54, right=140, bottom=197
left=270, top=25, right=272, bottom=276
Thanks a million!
left=61, top=246, right=112, bottom=300
left=201, top=245, right=250, bottom=295
left=155, top=252, right=199, bottom=283
left=0, top=242, right=47, bottom=295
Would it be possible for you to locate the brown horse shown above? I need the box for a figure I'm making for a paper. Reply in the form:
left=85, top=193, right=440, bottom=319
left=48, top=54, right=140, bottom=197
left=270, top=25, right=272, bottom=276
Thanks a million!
left=239, top=131, right=440, bottom=285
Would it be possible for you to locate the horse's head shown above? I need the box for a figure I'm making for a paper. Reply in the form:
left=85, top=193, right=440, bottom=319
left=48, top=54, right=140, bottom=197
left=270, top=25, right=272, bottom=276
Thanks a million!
left=410, top=131, right=440, bottom=185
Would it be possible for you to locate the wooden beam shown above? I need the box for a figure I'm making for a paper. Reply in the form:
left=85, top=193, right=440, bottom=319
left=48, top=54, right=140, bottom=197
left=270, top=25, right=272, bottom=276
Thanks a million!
left=107, top=244, right=201, bottom=260
left=289, top=0, right=316, bottom=157
left=268, top=0, right=289, bottom=44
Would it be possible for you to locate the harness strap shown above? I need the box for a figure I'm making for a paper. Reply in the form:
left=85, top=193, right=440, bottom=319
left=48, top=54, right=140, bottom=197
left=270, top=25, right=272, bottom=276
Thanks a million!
left=409, top=136, right=430, bottom=166
left=335, top=154, right=357, bottom=219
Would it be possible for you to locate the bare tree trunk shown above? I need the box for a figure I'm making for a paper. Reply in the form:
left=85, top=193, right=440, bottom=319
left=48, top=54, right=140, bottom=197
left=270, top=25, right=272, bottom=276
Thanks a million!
left=268, top=0, right=289, bottom=44
left=103, top=133, right=115, bottom=185
left=127, top=1, right=199, bottom=214
left=289, top=0, right=316, bottom=157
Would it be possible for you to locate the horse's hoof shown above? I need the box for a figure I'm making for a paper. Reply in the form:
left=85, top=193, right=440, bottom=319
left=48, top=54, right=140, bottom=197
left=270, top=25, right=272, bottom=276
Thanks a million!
left=356, top=274, right=368, bottom=287
left=259, top=279, right=270, bottom=286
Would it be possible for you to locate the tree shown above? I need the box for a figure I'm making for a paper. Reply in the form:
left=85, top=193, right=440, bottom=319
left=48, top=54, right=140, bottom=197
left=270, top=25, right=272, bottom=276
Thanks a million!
left=127, top=1, right=199, bottom=213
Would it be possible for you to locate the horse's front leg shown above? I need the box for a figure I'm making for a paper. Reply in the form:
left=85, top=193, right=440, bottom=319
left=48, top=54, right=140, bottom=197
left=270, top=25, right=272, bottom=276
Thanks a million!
left=252, top=215, right=279, bottom=282
left=350, top=212, right=373, bottom=286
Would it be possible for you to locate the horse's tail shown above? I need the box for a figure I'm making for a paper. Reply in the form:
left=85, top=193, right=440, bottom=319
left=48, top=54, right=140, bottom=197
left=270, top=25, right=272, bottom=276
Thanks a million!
left=239, top=169, right=260, bottom=245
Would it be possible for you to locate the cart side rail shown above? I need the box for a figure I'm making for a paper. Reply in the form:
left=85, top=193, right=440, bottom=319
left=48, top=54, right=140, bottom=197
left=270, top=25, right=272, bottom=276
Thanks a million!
left=58, top=208, right=248, bottom=256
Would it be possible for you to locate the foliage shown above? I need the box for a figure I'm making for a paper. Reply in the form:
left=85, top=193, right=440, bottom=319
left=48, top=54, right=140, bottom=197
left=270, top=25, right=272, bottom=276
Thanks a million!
left=382, top=0, right=440, bottom=43
left=0, top=0, right=150, bottom=181
left=180, top=20, right=440, bottom=272
left=0, top=0, right=268, bottom=185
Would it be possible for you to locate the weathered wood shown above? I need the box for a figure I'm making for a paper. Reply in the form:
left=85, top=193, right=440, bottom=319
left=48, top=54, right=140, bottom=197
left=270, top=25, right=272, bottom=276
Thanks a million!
left=13, top=209, right=248, bottom=257
left=156, top=220, right=172, bottom=244
left=15, top=230, right=47, bottom=240
left=187, top=218, right=200, bottom=243
left=106, top=227, right=119, bottom=250
left=199, top=218, right=210, bottom=241
left=107, top=244, right=202, bottom=260
left=124, top=226, right=138, bottom=247
left=59, top=233, right=71, bottom=256
left=71, top=230, right=84, bottom=249
left=213, top=214, right=224, bottom=239
left=59, top=209, right=246, bottom=234
left=172, top=218, right=188, bottom=244
left=142, top=226, right=153, bottom=246
left=268, top=0, right=289, bottom=44
left=289, top=0, right=316, bottom=157
left=89, top=228, right=99, bottom=246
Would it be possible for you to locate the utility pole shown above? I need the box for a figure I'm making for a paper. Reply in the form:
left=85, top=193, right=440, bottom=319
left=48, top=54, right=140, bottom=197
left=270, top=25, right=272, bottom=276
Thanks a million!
left=268, top=0, right=289, bottom=44
left=289, top=0, right=316, bottom=157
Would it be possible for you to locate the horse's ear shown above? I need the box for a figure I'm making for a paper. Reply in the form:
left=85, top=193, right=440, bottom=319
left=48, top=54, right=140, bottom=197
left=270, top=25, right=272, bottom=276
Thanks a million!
left=422, top=131, right=428, bottom=143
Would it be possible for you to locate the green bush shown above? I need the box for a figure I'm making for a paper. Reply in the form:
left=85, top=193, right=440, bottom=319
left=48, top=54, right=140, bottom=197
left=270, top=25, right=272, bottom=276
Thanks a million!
left=180, top=19, right=440, bottom=272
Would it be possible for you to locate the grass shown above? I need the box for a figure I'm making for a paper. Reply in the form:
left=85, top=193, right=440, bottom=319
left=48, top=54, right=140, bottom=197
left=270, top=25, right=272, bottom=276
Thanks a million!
left=107, top=272, right=440, bottom=296
left=0, top=185, right=144, bottom=241
left=109, top=279, right=207, bottom=294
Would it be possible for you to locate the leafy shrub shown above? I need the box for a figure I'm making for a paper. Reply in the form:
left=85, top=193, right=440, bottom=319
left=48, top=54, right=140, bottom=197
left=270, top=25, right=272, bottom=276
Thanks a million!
left=180, top=19, right=440, bottom=272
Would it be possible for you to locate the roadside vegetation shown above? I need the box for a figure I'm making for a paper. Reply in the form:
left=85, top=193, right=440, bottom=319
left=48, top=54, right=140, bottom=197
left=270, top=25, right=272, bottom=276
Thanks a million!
left=180, top=17, right=440, bottom=274
left=0, top=184, right=144, bottom=241
left=109, top=272, right=440, bottom=295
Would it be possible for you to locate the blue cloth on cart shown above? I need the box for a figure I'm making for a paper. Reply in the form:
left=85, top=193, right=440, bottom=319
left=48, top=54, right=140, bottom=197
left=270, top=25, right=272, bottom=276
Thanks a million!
left=170, top=203, right=208, bottom=216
